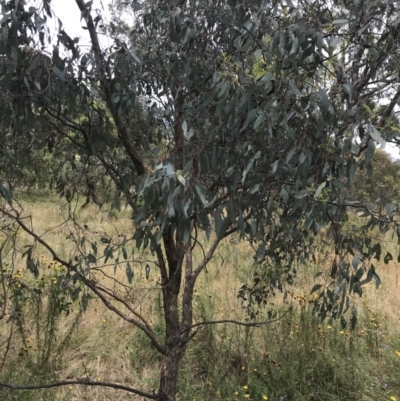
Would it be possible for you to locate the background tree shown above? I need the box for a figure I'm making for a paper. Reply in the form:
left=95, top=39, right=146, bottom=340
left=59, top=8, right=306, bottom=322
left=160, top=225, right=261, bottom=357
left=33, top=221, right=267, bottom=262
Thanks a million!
left=1, top=0, right=400, bottom=400
left=352, top=149, right=400, bottom=207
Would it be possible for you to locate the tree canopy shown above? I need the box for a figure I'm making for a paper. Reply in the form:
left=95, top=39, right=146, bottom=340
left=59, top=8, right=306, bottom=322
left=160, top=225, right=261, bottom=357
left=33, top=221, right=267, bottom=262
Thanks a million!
left=1, top=0, right=400, bottom=399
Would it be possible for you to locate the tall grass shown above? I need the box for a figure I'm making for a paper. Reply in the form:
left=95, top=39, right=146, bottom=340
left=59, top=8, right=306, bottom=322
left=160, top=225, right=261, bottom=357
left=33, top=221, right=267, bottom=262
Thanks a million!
left=0, top=196, right=399, bottom=401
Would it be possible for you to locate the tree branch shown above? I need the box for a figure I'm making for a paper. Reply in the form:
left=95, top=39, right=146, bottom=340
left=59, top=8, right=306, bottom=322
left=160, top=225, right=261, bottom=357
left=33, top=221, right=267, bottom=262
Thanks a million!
left=191, top=236, right=222, bottom=281
left=75, top=0, right=146, bottom=176
left=191, top=208, right=255, bottom=280
left=181, top=307, right=293, bottom=334
left=0, top=378, right=157, bottom=399
left=0, top=206, right=166, bottom=355
left=378, top=87, right=400, bottom=127
left=84, top=281, right=166, bottom=354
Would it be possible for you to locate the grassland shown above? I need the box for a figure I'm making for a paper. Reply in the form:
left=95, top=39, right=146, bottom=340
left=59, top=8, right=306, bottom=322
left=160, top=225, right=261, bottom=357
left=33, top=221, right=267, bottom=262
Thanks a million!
left=0, top=193, right=399, bottom=401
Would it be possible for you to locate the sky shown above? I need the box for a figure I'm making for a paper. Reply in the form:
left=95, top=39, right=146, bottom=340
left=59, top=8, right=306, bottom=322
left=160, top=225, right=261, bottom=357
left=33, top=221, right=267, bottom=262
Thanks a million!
left=50, top=0, right=112, bottom=48
left=382, top=138, right=400, bottom=160
left=48, top=0, right=400, bottom=160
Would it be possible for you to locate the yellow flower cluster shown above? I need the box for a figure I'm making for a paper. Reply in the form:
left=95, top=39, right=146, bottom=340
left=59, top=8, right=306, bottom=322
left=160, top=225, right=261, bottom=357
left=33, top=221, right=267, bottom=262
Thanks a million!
left=231, top=385, right=267, bottom=400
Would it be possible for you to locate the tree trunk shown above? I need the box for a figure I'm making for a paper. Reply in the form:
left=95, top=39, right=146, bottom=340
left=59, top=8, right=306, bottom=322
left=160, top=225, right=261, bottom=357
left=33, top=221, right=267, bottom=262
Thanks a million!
left=157, top=228, right=186, bottom=401
left=158, top=343, right=184, bottom=401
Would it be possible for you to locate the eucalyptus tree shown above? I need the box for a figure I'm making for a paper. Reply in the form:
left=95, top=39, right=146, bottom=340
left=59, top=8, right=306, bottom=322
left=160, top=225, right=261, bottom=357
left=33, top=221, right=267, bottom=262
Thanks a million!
left=351, top=149, right=400, bottom=207
left=1, top=0, right=400, bottom=400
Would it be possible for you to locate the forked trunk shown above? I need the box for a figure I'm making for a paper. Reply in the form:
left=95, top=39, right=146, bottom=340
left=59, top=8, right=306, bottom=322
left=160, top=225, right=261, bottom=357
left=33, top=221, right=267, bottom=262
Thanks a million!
left=157, top=228, right=194, bottom=400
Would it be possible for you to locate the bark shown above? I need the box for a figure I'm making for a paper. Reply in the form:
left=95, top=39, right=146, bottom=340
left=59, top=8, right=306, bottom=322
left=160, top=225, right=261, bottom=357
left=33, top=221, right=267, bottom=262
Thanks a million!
left=157, top=222, right=198, bottom=401
left=158, top=344, right=184, bottom=401
left=157, top=229, right=186, bottom=401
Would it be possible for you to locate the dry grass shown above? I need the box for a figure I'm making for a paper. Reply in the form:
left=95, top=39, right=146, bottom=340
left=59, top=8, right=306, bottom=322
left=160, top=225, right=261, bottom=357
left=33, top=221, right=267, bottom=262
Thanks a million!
left=0, top=195, right=400, bottom=400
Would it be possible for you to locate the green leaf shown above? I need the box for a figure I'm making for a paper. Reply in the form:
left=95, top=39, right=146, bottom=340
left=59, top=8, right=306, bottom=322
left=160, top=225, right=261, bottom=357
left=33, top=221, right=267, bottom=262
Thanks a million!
left=122, top=247, right=128, bottom=260
left=81, top=292, right=89, bottom=311
left=365, top=139, right=375, bottom=164
left=289, top=81, right=302, bottom=97
left=53, top=67, right=66, bottom=82
left=311, top=284, right=322, bottom=294
left=362, top=104, right=373, bottom=115
left=334, top=282, right=346, bottom=296
left=313, top=181, right=326, bottom=198
left=333, top=19, right=348, bottom=26
left=182, top=120, right=188, bottom=134
left=132, top=1, right=143, bottom=11
left=253, top=112, right=265, bottom=129
left=318, top=90, right=330, bottom=113
left=88, top=253, right=96, bottom=264
left=360, top=264, right=380, bottom=289
left=280, top=188, right=289, bottom=205
left=0, top=183, right=13, bottom=206
left=214, top=208, right=231, bottom=240
left=369, top=126, right=381, bottom=141
left=126, top=262, right=134, bottom=284
left=271, top=160, right=279, bottom=174
left=352, top=255, right=362, bottom=270
left=195, top=184, right=207, bottom=206
left=347, top=159, right=356, bottom=185
left=342, top=84, right=353, bottom=102
left=384, top=252, right=393, bottom=264
left=26, top=256, right=39, bottom=279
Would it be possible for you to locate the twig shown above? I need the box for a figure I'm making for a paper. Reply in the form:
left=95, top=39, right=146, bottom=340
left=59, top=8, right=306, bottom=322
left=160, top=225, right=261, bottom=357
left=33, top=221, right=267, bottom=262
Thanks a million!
left=0, top=319, right=14, bottom=372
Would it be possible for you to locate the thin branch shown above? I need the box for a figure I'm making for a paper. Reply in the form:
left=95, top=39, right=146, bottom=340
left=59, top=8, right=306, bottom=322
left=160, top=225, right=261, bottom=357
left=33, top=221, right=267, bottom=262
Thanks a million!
left=0, top=206, right=69, bottom=271
left=90, top=282, right=153, bottom=332
left=0, top=319, right=14, bottom=372
left=191, top=208, right=255, bottom=280
left=0, top=206, right=166, bottom=355
left=42, top=115, right=86, bottom=149
left=378, top=87, right=400, bottom=127
left=0, top=379, right=157, bottom=399
left=191, top=236, right=222, bottom=281
left=69, top=274, right=166, bottom=355
left=181, top=307, right=293, bottom=334
left=45, top=107, right=86, bottom=135
left=0, top=245, right=8, bottom=320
